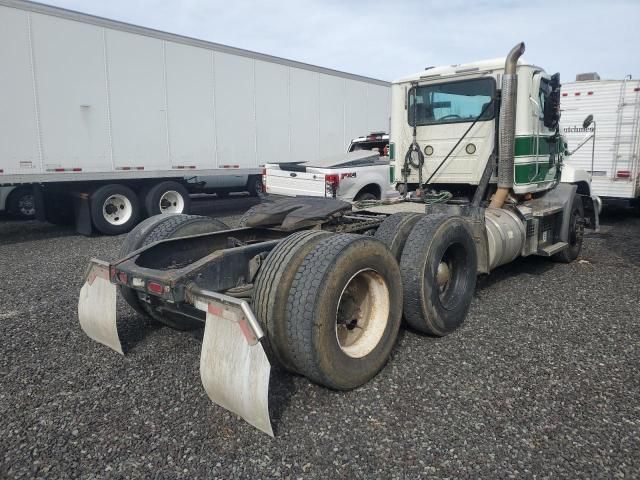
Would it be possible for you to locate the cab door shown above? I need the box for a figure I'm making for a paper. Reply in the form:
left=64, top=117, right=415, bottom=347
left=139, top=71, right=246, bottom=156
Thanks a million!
left=528, top=72, right=561, bottom=188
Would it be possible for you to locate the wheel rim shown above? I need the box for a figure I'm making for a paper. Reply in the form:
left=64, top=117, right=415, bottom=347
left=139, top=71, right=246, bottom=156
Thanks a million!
left=18, top=194, right=35, bottom=217
left=102, top=194, right=132, bottom=226
left=335, top=269, right=390, bottom=358
left=434, top=242, right=469, bottom=310
left=159, top=190, right=185, bottom=214
left=254, top=179, right=264, bottom=195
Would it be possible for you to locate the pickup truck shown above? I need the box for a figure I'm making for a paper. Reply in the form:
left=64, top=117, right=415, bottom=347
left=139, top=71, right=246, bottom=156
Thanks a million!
left=264, top=150, right=397, bottom=202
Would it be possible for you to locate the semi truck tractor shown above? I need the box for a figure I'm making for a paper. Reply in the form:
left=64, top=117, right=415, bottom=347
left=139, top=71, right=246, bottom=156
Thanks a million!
left=78, top=43, right=600, bottom=436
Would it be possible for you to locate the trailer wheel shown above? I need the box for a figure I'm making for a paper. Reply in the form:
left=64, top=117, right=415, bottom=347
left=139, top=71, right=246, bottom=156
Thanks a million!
left=285, top=234, right=402, bottom=389
left=253, top=230, right=333, bottom=372
left=553, top=196, right=584, bottom=263
left=118, top=214, right=228, bottom=329
left=90, top=184, right=140, bottom=235
left=400, top=215, right=477, bottom=336
left=144, top=181, right=191, bottom=216
left=6, top=186, right=36, bottom=220
left=374, top=212, right=423, bottom=261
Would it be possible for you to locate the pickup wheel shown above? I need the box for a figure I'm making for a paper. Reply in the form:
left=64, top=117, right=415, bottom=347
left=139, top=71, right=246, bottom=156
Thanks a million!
left=118, top=214, right=228, bottom=330
left=374, top=212, right=423, bottom=261
left=400, top=215, right=477, bottom=336
left=144, top=181, right=191, bottom=216
left=90, top=184, right=141, bottom=235
left=354, top=192, right=377, bottom=202
left=247, top=175, right=264, bottom=197
left=284, top=234, right=402, bottom=390
left=253, top=230, right=333, bottom=372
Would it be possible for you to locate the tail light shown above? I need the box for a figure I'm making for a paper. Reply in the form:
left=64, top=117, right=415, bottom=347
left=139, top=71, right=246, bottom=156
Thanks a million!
left=325, top=174, right=340, bottom=198
left=147, top=281, right=167, bottom=295
left=261, top=168, right=267, bottom=193
left=617, top=170, right=631, bottom=178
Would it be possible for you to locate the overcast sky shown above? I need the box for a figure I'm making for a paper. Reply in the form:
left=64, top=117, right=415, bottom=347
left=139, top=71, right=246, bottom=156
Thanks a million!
left=45, top=0, right=639, bottom=82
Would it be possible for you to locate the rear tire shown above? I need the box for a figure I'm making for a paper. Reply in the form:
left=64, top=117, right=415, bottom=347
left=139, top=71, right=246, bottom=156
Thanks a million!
left=552, top=196, right=584, bottom=263
left=144, top=181, right=191, bottom=216
left=119, top=214, right=228, bottom=330
left=6, top=186, right=36, bottom=220
left=374, top=212, right=423, bottom=261
left=400, top=215, right=477, bottom=336
left=247, top=175, right=264, bottom=197
left=354, top=192, right=377, bottom=202
left=253, top=230, right=333, bottom=372
left=284, top=234, right=402, bottom=390
left=90, top=184, right=140, bottom=235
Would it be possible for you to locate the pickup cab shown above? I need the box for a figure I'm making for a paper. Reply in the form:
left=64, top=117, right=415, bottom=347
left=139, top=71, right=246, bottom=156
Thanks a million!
left=264, top=150, right=397, bottom=202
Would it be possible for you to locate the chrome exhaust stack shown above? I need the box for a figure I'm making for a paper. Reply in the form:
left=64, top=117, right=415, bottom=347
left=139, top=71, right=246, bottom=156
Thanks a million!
left=490, top=42, right=526, bottom=209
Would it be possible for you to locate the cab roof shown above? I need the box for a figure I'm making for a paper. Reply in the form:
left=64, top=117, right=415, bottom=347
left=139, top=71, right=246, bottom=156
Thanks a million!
left=393, top=57, right=541, bottom=84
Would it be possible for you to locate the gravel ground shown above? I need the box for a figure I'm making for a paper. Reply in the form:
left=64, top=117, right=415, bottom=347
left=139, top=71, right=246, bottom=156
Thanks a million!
left=0, top=197, right=638, bottom=479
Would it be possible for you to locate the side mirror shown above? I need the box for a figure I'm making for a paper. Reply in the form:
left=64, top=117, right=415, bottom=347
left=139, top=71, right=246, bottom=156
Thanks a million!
left=543, top=73, right=561, bottom=129
left=583, top=114, right=594, bottom=129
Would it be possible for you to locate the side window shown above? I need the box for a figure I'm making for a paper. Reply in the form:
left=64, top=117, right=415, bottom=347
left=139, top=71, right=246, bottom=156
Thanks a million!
left=538, top=78, right=550, bottom=121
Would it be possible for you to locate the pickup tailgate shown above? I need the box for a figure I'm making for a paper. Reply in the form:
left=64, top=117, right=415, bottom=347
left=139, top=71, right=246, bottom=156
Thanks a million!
left=265, top=166, right=326, bottom=197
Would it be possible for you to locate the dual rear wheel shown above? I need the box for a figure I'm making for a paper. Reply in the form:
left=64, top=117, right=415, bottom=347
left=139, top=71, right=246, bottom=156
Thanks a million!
left=90, top=181, right=191, bottom=235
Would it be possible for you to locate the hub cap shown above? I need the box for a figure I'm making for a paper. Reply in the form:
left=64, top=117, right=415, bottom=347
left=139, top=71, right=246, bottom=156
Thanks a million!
left=102, top=194, right=132, bottom=226
left=159, top=190, right=185, bottom=214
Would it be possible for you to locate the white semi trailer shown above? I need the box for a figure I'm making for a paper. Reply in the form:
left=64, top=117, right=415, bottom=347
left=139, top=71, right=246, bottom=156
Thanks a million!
left=561, top=74, right=640, bottom=208
left=0, top=0, right=390, bottom=233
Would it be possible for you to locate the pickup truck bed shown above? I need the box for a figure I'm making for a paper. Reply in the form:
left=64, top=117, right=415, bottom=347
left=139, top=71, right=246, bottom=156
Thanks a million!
left=264, top=150, right=397, bottom=202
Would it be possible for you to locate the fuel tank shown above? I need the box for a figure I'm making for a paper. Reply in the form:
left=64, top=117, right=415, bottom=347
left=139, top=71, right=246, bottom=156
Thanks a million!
left=484, top=207, right=526, bottom=270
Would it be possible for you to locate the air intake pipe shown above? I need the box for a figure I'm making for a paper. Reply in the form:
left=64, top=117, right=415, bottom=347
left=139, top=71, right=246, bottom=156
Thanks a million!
left=490, top=42, right=526, bottom=209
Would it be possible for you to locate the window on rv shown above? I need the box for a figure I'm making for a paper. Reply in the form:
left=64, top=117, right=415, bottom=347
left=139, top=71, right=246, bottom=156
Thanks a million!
left=408, top=77, right=495, bottom=126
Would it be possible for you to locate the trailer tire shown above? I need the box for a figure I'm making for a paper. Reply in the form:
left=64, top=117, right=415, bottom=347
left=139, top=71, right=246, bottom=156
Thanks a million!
left=553, top=196, right=584, bottom=263
left=6, top=186, right=36, bottom=220
left=118, top=214, right=228, bottom=329
left=90, top=184, right=140, bottom=235
left=285, top=234, right=402, bottom=390
left=400, top=214, right=477, bottom=336
left=253, top=230, right=333, bottom=372
left=374, top=212, right=423, bottom=261
left=144, top=181, right=191, bottom=216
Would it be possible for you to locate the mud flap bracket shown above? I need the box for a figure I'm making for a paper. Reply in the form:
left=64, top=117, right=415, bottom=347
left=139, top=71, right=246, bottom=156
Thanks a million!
left=78, top=259, right=122, bottom=354
left=190, top=287, right=273, bottom=437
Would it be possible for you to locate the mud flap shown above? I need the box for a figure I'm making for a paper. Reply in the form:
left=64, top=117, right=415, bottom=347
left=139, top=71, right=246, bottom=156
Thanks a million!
left=78, top=259, right=122, bottom=355
left=191, top=289, right=273, bottom=437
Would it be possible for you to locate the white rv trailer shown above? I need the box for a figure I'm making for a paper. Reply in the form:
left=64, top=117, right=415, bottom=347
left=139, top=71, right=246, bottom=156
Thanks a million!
left=561, top=75, right=640, bottom=207
left=0, top=0, right=390, bottom=232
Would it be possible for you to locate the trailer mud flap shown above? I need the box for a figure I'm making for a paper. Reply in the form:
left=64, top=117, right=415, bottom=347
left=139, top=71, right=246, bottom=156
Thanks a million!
left=192, top=290, right=273, bottom=437
left=78, top=259, right=122, bottom=355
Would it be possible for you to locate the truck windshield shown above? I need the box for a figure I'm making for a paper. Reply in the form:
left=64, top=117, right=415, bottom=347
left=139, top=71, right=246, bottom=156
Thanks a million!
left=408, top=77, right=495, bottom=126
